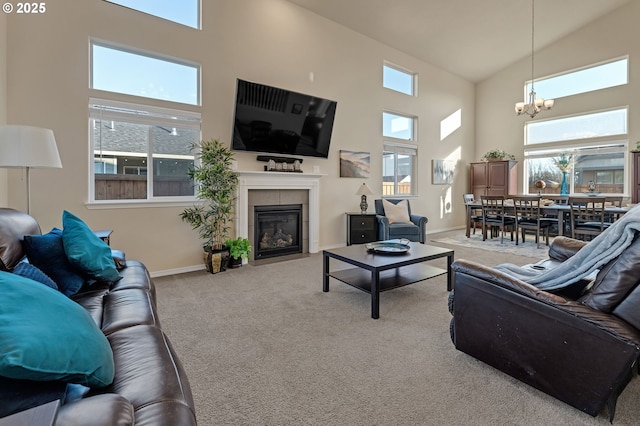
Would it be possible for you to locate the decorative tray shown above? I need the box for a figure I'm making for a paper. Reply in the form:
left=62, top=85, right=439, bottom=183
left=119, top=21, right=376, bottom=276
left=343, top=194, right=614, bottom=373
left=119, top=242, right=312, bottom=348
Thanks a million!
left=365, top=239, right=410, bottom=254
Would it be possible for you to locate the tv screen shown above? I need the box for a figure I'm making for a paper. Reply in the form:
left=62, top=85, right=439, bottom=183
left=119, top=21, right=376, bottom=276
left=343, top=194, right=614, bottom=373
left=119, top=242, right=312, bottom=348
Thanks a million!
left=232, top=79, right=337, bottom=158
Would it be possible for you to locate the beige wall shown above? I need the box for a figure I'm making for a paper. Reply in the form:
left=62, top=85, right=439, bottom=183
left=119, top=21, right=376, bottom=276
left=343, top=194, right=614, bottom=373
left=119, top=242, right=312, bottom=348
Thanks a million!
left=5, top=0, right=475, bottom=274
left=476, top=1, right=640, bottom=194
left=0, top=11, right=7, bottom=205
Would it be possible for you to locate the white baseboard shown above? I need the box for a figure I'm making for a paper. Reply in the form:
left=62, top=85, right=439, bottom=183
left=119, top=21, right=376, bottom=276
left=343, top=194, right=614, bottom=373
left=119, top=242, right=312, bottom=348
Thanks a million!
left=150, top=264, right=204, bottom=278
left=426, top=225, right=465, bottom=234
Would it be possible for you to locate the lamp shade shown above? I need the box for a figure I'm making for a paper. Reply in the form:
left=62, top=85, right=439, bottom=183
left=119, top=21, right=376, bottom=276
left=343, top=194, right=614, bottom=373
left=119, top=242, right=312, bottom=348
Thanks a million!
left=0, top=125, right=62, bottom=168
left=356, top=182, right=373, bottom=196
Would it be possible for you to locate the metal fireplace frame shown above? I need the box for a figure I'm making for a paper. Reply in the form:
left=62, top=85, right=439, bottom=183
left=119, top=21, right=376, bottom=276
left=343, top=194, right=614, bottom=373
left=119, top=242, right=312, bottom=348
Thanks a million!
left=254, top=204, right=303, bottom=259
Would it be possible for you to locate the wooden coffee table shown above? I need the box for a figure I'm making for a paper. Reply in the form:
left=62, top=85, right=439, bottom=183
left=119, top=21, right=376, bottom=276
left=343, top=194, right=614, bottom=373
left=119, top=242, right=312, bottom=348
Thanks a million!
left=323, top=242, right=454, bottom=319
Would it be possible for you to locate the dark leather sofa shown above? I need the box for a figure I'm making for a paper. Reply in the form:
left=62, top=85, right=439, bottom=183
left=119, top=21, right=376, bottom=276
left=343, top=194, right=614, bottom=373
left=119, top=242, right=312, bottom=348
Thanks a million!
left=449, top=236, right=640, bottom=421
left=0, top=208, right=197, bottom=425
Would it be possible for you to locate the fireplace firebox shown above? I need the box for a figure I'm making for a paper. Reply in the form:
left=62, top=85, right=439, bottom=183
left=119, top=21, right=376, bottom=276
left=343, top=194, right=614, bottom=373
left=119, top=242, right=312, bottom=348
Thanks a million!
left=254, top=204, right=303, bottom=259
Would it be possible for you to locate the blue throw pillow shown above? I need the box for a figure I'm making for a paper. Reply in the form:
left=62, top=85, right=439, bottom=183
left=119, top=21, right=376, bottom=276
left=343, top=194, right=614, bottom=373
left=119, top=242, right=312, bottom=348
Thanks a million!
left=0, top=271, right=115, bottom=388
left=12, top=262, right=58, bottom=290
left=23, top=228, right=85, bottom=296
left=62, top=211, right=120, bottom=284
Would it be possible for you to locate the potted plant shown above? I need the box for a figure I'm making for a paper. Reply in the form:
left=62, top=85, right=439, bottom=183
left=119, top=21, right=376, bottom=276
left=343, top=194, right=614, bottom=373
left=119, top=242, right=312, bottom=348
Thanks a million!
left=180, top=138, right=238, bottom=273
left=225, top=237, right=252, bottom=268
left=481, top=149, right=516, bottom=162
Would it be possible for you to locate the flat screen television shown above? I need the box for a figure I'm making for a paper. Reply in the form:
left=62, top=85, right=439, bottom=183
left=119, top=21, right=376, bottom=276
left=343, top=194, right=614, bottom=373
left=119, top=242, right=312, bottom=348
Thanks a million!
left=231, top=79, right=337, bottom=158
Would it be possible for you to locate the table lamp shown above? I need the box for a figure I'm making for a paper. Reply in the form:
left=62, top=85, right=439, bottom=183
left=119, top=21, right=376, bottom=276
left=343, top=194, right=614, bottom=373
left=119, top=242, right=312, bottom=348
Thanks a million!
left=356, top=182, right=373, bottom=214
left=0, top=125, right=62, bottom=214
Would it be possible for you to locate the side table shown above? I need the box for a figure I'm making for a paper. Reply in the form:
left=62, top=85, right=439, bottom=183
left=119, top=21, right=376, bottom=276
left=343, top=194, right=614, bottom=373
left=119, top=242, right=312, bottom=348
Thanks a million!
left=346, top=212, right=378, bottom=245
left=93, top=229, right=113, bottom=246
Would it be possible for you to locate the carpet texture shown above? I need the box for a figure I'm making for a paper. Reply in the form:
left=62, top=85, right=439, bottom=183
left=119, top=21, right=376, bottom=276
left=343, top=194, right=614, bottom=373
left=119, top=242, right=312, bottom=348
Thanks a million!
left=153, top=230, right=640, bottom=425
left=432, top=231, right=553, bottom=259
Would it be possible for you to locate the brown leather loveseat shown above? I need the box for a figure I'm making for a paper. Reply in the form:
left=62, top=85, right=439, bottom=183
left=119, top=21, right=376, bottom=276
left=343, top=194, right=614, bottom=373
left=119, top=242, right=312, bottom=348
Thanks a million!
left=0, top=208, right=196, bottom=425
left=449, top=235, right=640, bottom=422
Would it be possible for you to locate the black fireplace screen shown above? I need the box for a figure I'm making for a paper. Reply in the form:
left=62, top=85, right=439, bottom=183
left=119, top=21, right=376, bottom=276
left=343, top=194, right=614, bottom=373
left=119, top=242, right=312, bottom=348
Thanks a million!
left=254, top=204, right=302, bottom=259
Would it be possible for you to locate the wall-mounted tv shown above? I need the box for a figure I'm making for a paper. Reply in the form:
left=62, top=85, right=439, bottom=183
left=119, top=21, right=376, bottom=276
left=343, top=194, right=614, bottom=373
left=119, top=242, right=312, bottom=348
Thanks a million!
left=231, top=79, right=337, bottom=159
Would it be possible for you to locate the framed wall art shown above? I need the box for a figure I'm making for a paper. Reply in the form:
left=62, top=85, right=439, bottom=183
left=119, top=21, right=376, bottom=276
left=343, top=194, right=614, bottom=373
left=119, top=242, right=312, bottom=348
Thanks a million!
left=432, top=159, right=454, bottom=185
left=340, top=150, right=370, bottom=178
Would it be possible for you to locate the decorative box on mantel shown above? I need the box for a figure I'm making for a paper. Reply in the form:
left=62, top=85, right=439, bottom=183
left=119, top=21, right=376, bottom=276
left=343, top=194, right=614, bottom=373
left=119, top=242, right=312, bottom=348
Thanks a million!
left=235, top=171, right=324, bottom=257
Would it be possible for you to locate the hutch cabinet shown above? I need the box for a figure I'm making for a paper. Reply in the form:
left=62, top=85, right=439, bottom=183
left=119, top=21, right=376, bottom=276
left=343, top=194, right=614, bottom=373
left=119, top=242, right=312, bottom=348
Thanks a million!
left=470, top=160, right=518, bottom=199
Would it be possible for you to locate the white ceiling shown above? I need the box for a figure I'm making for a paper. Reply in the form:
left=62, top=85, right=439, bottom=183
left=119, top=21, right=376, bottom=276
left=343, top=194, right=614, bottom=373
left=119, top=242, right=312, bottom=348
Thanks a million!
left=284, top=0, right=633, bottom=82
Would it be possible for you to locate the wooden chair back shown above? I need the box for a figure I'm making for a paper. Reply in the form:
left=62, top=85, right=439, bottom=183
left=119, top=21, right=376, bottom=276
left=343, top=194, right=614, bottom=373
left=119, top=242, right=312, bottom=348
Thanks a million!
left=568, top=196, right=606, bottom=241
left=480, top=195, right=514, bottom=243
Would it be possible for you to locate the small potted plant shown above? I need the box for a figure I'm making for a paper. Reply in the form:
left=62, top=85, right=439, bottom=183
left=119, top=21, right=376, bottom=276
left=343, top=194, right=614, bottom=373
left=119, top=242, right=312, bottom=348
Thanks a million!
left=481, top=149, right=515, bottom=162
left=225, top=237, right=252, bottom=268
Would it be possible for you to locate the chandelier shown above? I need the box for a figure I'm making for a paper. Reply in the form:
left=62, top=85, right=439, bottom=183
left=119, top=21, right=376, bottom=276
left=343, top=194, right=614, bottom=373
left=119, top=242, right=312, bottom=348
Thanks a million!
left=514, top=0, right=554, bottom=118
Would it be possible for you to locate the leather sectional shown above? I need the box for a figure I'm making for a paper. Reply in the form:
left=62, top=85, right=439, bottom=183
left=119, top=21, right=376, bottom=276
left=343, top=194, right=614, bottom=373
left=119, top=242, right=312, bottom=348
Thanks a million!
left=449, top=236, right=640, bottom=421
left=0, top=208, right=196, bottom=425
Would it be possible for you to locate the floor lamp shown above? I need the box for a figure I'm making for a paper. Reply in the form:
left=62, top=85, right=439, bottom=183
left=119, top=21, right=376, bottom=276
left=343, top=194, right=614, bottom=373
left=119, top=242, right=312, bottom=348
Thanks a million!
left=0, top=125, right=62, bottom=215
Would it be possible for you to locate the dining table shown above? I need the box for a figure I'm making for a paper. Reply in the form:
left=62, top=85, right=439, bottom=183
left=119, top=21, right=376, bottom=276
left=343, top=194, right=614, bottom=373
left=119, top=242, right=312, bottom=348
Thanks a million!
left=464, top=197, right=631, bottom=238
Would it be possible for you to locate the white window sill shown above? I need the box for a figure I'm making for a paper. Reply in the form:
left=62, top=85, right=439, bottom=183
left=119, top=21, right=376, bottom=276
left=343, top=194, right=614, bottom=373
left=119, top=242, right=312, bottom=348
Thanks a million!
left=85, top=199, right=200, bottom=210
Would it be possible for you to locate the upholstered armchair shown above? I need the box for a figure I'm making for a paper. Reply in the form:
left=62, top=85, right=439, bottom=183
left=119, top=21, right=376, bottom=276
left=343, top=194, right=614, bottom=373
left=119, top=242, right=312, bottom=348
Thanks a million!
left=374, top=199, right=427, bottom=243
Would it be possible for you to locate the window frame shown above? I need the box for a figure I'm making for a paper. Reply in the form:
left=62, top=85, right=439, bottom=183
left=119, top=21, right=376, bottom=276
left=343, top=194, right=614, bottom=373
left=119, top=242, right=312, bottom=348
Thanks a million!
left=523, top=107, right=629, bottom=196
left=383, top=62, right=417, bottom=96
left=382, top=142, right=418, bottom=197
left=90, top=40, right=201, bottom=106
left=525, top=56, right=628, bottom=101
left=104, top=0, right=201, bottom=29
left=382, top=110, right=417, bottom=142
left=88, top=98, right=202, bottom=206
left=526, top=107, right=628, bottom=146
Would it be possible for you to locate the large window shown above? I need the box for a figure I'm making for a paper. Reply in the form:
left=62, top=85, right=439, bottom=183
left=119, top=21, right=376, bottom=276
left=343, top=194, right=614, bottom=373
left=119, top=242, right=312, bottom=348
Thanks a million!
left=525, top=145, right=626, bottom=195
left=526, top=57, right=628, bottom=100
left=383, top=63, right=416, bottom=96
left=91, top=42, right=200, bottom=105
left=383, top=143, right=417, bottom=196
left=104, top=0, right=200, bottom=29
left=527, top=108, right=627, bottom=145
left=89, top=99, right=201, bottom=203
left=524, top=108, right=628, bottom=195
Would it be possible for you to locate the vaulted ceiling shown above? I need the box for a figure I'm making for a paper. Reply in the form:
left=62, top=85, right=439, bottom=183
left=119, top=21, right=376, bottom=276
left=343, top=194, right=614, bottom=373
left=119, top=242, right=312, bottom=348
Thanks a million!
left=285, top=0, right=632, bottom=82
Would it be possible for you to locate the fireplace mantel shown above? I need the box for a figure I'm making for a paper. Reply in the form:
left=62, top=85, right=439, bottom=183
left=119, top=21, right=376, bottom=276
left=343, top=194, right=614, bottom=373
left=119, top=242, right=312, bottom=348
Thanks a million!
left=236, top=171, right=324, bottom=253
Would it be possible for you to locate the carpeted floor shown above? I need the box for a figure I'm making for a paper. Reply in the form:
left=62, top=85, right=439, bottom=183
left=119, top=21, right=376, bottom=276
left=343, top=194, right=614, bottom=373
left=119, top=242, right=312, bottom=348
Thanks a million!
left=153, top=230, right=640, bottom=425
left=431, top=229, right=553, bottom=259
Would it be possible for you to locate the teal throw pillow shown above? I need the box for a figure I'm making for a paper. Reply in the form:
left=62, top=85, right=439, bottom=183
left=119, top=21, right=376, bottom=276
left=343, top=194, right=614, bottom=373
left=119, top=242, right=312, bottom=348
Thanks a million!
left=62, top=211, right=120, bottom=283
left=0, top=271, right=115, bottom=387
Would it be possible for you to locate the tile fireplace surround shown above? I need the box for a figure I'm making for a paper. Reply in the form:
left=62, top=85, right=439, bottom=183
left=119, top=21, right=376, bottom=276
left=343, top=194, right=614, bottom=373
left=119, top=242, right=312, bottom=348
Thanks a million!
left=235, top=171, right=323, bottom=261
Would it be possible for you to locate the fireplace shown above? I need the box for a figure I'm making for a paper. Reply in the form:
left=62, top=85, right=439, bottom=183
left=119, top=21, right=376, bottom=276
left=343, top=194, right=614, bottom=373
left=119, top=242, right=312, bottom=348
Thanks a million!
left=236, top=171, right=323, bottom=263
left=254, top=204, right=303, bottom=259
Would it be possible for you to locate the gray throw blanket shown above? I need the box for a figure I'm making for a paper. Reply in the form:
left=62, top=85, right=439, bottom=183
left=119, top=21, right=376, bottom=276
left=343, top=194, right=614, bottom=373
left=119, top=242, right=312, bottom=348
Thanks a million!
left=493, top=204, right=640, bottom=290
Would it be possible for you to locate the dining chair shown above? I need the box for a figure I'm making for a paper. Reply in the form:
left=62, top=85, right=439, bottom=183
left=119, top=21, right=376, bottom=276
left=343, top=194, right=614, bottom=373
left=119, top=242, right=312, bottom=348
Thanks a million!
left=605, top=196, right=624, bottom=224
left=480, top=195, right=515, bottom=244
left=568, top=196, right=607, bottom=241
left=512, top=196, right=553, bottom=248
left=463, top=193, right=483, bottom=236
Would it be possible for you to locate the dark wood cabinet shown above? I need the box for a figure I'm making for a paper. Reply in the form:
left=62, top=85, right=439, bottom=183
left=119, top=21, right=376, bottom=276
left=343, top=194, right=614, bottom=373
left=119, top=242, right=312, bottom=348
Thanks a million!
left=633, top=152, right=640, bottom=203
left=470, top=160, right=518, bottom=199
left=346, top=213, right=378, bottom=245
